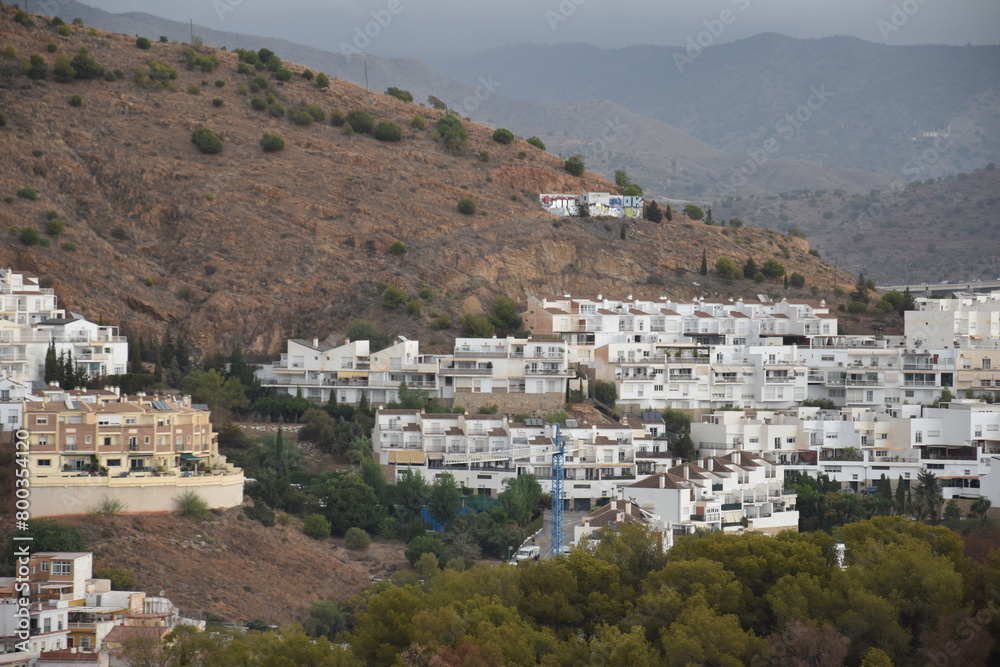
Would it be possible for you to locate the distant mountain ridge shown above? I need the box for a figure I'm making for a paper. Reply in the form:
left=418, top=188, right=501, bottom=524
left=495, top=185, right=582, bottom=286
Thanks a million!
left=431, top=35, right=1000, bottom=179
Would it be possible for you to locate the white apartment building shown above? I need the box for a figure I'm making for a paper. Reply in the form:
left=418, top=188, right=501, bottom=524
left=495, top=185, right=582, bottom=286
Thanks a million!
left=905, top=291, right=1000, bottom=350
left=257, top=337, right=444, bottom=405
left=0, top=269, right=128, bottom=382
left=625, top=453, right=799, bottom=540
left=373, top=409, right=667, bottom=510
left=692, top=401, right=1000, bottom=502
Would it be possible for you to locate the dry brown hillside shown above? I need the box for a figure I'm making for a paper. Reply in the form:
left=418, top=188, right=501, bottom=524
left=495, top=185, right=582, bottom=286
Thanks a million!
left=0, top=9, right=851, bottom=354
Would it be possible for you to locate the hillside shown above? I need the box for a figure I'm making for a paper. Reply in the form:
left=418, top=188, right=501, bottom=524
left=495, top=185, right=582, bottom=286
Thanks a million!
left=64, top=509, right=404, bottom=625
left=433, top=37, right=1000, bottom=179
left=0, top=8, right=851, bottom=355
left=52, top=2, right=895, bottom=201
left=712, top=165, right=1000, bottom=284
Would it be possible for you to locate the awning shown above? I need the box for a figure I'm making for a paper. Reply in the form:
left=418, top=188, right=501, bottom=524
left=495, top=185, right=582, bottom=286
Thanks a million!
left=180, top=453, right=202, bottom=461
left=337, top=371, right=368, bottom=379
left=388, top=450, right=425, bottom=465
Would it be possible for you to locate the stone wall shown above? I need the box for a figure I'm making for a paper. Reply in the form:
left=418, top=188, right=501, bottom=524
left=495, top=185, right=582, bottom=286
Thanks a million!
left=29, top=473, right=245, bottom=517
left=454, top=391, right=565, bottom=416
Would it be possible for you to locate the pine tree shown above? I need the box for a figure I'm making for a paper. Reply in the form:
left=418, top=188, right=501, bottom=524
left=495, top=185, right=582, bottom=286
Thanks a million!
left=743, top=257, right=758, bottom=278
left=665, top=204, right=673, bottom=222
left=160, top=329, right=176, bottom=370
left=44, top=342, right=58, bottom=384
left=700, top=249, right=708, bottom=276
left=174, top=336, right=192, bottom=375
left=705, top=207, right=713, bottom=224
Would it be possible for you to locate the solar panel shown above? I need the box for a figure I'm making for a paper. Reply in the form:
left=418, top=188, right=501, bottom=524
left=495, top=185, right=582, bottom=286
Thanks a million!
left=565, top=419, right=578, bottom=428
left=641, top=411, right=664, bottom=422
left=151, top=400, right=171, bottom=411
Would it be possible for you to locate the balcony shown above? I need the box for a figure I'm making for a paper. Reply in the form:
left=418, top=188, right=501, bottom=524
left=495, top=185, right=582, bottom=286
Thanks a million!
left=454, top=350, right=509, bottom=359
left=524, top=367, right=571, bottom=376
left=764, top=375, right=795, bottom=384
left=903, top=380, right=938, bottom=387
left=440, top=367, right=491, bottom=376
left=827, top=377, right=884, bottom=387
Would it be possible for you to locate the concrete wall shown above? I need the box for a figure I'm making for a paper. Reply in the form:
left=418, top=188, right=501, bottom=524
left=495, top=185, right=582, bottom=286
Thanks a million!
left=28, top=473, right=245, bottom=517
left=454, top=391, right=565, bottom=416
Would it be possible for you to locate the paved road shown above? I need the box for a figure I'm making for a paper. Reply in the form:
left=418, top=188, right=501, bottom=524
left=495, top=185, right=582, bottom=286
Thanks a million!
left=533, top=509, right=587, bottom=559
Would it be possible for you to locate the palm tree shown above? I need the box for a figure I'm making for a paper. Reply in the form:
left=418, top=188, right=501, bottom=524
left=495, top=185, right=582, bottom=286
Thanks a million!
left=970, top=496, right=992, bottom=521
left=347, top=435, right=373, bottom=465
left=914, top=469, right=943, bottom=522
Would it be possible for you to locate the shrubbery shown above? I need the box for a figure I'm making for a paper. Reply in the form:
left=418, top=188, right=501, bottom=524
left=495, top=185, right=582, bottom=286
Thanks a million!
left=435, top=115, right=467, bottom=153
left=492, top=128, right=515, bottom=145
left=385, top=87, right=413, bottom=102
left=373, top=121, right=403, bottom=142
left=345, top=109, right=374, bottom=134
left=259, top=133, right=284, bottom=152
left=564, top=155, right=585, bottom=176
left=344, top=527, right=371, bottom=551
left=526, top=136, right=546, bottom=151
left=303, top=514, right=331, bottom=539
left=457, top=198, right=476, bottom=215
left=191, top=127, right=223, bottom=154
left=135, top=37, right=151, bottom=50
left=70, top=47, right=103, bottom=79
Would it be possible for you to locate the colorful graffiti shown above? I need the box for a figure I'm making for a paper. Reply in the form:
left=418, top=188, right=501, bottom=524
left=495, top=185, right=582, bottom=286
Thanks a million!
left=540, top=192, right=643, bottom=218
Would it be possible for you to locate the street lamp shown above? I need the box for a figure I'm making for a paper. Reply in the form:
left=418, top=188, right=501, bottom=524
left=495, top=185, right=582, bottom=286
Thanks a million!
left=506, top=545, right=513, bottom=562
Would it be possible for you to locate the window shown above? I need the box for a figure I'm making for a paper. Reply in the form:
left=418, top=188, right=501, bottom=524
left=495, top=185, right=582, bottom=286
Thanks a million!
left=654, top=385, right=663, bottom=392
left=0, top=390, right=9, bottom=401
left=8, top=415, right=17, bottom=424
left=52, top=561, right=71, bottom=576
left=66, top=436, right=76, bottom=451
left=852, top=474, right=859, bottom=480
left=107, top=459, right=121, bottom=467
left=103, top=437, right=112, bottom=446
left=37, top=459, right=51, bottom=467
left=915, top=431, right=923, bottom=443
left=875, top=450, right=887, bottom=458
left=85, top=435, right=91, bottom=444
left=41, top=561, right=49, bottom=572
left=37, top=435, right=48, bottom=446
left=984, top=359, right=992, bottom=370
left=36, top=416, right=47, bottom=425
left=125, top=417, right=136, bottom=425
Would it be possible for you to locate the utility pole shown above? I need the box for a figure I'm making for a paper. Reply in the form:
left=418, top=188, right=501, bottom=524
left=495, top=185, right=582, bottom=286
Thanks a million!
left=189, top=18, right=194, bottom=45
left=363, top=54, right=369, bottom=91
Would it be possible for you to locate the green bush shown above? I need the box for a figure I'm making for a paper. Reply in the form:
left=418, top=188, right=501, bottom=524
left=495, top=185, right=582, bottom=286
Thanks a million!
left=289, top=107, right=314, bottom=125
left=431, top=313, right=452, bottom=330
left=593, top=379, right=617, bottom=408
left=405, top=534, right=445, bottom=565
left=24, top=54, right=48, bottom=80
left=159, top=36, right=169, bottom=43
left=345, top=110, right=374, bottom=134
left=0, top=112, right=6, bottom=128
left=789, top=272, right=806, bottom=288
left=435, top=115, right=467, bottom=153
left=418, top=287, right=434, bottom=301
left=410, top=115, right=426, bottom=130
left=761, top=259, right=786, bottom=279
left=457, top=198, right=476, bottom=215
left=58, top=240, right=77, bottom=251
left=382, top=285, right=407, bottom=308
left=848, top=301, right=868, bottom=315
left=385, top=87, right=413, bottom=102
left=57, top=24, right=71, bottom=37
left=683, top=204, right=704, bottom=220
left=526, top=136, right=546, bottom=151
left=259, top=133, right=285, bottom=152
left=16, top=188, right=38, bottom=201
left=95, top=567, right=135, bottom=590
left=250, top=97, right=267, bottom=111
left=212, top=97, right=223, bottom=107
left=187, top=84, right=201, bottom=95
left=389, top=240, right=406, bottom=255
left=19, top=228, right=39, bottom=245
left=478, top=150, right=491, bottom=162
left=300, top=69, right=314, bottom=81
left=14, top=11, right=36, bottom=28
left=406, top=299, right=422, bottom=318
left=46, top=43, right=58, bottom=53
left=45, top=218, right=63, bottom=235
left=50, top=55, right=72, bottom=81
left=191, top=127, right=223, bottom=154
left=135, top=37, right=151, bottom=50
left=68, top=95, right=82, bottom=107
left=303, top=514, right=331, bottom=539
left=274, top=68, right=292, bottom=82
left=492, top=128, right=515, bottom=145
left=175, top=490, right=209, bottom=519
left=329, top=107, right=345, bottom=126
left=237, top=62, right=251, bottom=75
left=564, top=155, right=585, bottom=176
left=70, top=47, right=103, bottom=79
left=715, top=257, right=743, bottom=280
left=315, top=72, right=330, bottom=88
left=244, top=501, right=275, bottom=527
left=182, top=48, right=219, bottom=73
left=373, top=121, right=403, bottom=142
left=72, top=19, right=84, bottom=26
left=344, top=527, right=371, bottom=551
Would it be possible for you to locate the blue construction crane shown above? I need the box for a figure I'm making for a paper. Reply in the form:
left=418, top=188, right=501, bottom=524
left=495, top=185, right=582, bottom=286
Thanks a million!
left=551, top=423, right=565, bottom=556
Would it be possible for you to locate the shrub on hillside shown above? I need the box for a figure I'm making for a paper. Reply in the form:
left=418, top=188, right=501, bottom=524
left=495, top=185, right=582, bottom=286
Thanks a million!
left=492, top=128, right=515, bottom=145
left=715, top=257, right=742, bottom=280
left=382, top=285, right=407, bottom=308
left=259, top=133, right=285, bottom=152
left=526, top=136, right=546, bottom=151
left=345, top=109, right=374, bottom=134
left=315, top=72, right=330, bottom=89
left=70, top=47, right=103, bottom=79
left=45, top=218, right=63, bottom=235
left=564, top=155, right=585, bottom=176
left=175, top=490, right=209, bottom=519
left=19, top=228, right=40, bottom=246
left=24, top=54, right=48, bottom=80
left=457, top=198, right=476, bottom=215
left=373, top=121, right=403, bottom=142
left=212, top=97, right=224, bottom=107
left=191, top=127, right=223, bottom=154
left=16, top=188, right=38, bottom=201
left=344, top=527, right=371, bottom=551
left=329, top=107, right=345, bottom=126
left=135, top=37, right=151, bottom=50
left=53, top=55, right=78, bottom=81
left=410, top=115, right=426, bottom=130
left=244, top=501, right=275, bottom=527
left=435, top=115, right=467, bottom=153
left=789, top=272, right=806, bottom=288
left=68, top=95, right=82, bottom=107
left=389, top=241, right=406, bottom=255
left=385, top=87, right=413, bottom=102
left=303, top=513, right=331, bottom=539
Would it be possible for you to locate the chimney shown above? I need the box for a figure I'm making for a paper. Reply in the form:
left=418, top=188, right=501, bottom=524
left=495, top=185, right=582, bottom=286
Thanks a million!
left=683, top=465, right=689, bottom=480
left=313, top=338, right=319, bottom=347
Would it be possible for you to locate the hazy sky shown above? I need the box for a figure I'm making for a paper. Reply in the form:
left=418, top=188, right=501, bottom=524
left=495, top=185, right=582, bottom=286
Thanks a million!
left=73, top=0, right=1000, bottom=58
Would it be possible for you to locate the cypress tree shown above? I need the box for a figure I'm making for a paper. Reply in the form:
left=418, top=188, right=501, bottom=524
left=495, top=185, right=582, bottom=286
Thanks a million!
left=44, top=342, right=58, bottom=384
left=665, top=204, right=673, bottom=221
left=700, top=249, right=708, bottom=276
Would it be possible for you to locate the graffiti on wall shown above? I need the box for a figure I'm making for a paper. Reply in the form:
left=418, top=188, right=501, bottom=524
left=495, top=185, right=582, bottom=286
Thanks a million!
left=540, top=193, right=643, bottom=218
